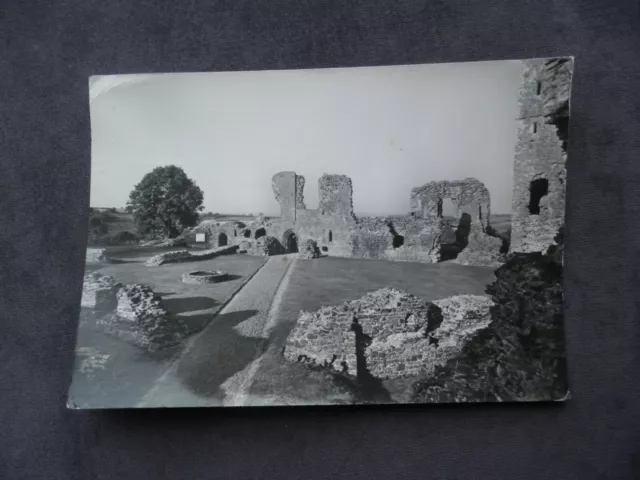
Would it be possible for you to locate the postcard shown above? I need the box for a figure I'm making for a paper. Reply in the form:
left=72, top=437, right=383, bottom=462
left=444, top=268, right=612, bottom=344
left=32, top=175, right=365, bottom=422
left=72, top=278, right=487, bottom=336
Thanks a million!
left=68, top=57, right=573, bottom=408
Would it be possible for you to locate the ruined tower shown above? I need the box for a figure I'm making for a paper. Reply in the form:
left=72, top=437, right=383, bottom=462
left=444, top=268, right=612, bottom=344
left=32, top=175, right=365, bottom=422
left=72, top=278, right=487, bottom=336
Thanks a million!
left=318, top=174, right=355, bottom=220
left=510, top=58, right=573, bottom=253
left=272, top=171, right=306, bottom=225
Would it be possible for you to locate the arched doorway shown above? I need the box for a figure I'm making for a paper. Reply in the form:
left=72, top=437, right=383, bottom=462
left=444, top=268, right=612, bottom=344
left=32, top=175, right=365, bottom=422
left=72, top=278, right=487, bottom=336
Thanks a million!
left=218, top=232, right=228, bottom=247
left=255, top=228, right=266, bottom=239
left=283, top=230, right=298, bottom=253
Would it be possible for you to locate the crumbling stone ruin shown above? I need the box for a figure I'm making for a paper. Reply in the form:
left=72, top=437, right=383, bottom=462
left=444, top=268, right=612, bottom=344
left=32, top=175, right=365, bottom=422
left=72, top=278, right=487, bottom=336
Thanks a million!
left=238, top=236, right=285, bottom=256
left=510, top=57, right=572, bottom=254
left=408, top=179, right=503, bottom=266
left=268, top=171, right=504, bottom=266
left=86, top=248, right=109, bottom=264
left=81, top=274, right=190, bottom=351
left=271, top=172, right=358, bottom=257
left=283, top=288, right=494, bottom=380
left=97, top=284, right=189, bottom=351
left=154, top=60, right=570, bottom=268
left=81, top=273, right=122, bottom=310
left=410, top=178, right=491, bottom=230
left=412, top=228, right=567, bottom=403
left=297, top=239, right=321, bottom=259
left=145, top=244, right=238, bottom=266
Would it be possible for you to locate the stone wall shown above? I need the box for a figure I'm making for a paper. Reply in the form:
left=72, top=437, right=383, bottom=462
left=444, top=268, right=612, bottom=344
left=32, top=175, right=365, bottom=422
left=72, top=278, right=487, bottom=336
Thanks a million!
left=81, top=273, right=121, bottom=310
left=318, top=174, right=356, bottom=220
left=240, top=236, right=285, bottom=256
left=510, top=57, right=573, bottom=253
left=86, top=248, right=108, bottom=264
left=453, top=225, right=504, bottom=267
left=410, top=178, right=491, bottom=231
left=97, top=284, right=189, bottom=351
left=269, top=171, right=502, bottom=266
left=272, top=171, right=301, bottom=225
left=297, top=239, right=320, bottom=259
left=181, top=219, right=274, bottom=249
left=145, top=244, right=238, bottom=267
left=82, top=276, right=190, bottom=351
left=284, top=288, right=494, bottom=380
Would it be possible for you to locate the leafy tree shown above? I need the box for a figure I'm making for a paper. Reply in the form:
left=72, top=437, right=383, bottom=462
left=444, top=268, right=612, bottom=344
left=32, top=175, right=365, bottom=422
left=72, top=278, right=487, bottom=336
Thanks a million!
left=126, top=166, right=204, bottom=238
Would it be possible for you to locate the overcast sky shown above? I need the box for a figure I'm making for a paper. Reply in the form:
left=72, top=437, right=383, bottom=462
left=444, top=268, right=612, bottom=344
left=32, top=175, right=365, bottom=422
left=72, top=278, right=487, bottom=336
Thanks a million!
left=89, top=60, right=523, bottom=216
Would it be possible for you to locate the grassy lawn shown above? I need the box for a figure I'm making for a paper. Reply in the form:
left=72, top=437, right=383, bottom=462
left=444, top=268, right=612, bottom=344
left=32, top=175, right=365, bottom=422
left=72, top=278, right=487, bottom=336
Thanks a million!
left=246, top=257, right=496, bottom=405
left=70, top=251, right=268, bottom=408
left=94, top=251, right=267, bottom=329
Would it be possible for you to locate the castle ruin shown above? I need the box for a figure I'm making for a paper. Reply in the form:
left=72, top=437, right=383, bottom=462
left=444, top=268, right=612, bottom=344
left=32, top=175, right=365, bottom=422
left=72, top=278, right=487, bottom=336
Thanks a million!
left=182, top=58, right=572, bottom=266
left=183, top=172, right=502, bottom=267
left=510, top=57, right=572, bottom=253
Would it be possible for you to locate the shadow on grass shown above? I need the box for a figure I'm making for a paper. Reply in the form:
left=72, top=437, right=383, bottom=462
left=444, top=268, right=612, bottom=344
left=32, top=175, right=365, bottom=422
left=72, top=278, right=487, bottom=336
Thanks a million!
left=216, top=274, right=242, bottom=283
left=163, top=296, right=218, bottom=314
left=175, top=309, right=262, bottom=398
left=175, top=313, right=218, bottom=335
left=108, top=259, right=140, bottom=265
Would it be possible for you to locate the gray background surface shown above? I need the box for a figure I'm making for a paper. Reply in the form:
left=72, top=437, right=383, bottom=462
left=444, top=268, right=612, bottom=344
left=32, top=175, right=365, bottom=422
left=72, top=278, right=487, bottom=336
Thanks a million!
left=1, top=1, right=639, bottom=479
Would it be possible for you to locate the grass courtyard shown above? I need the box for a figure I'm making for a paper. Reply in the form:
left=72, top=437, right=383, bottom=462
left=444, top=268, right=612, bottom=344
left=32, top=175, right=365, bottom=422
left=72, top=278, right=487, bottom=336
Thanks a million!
left=70, top=246, right=498, bottom=408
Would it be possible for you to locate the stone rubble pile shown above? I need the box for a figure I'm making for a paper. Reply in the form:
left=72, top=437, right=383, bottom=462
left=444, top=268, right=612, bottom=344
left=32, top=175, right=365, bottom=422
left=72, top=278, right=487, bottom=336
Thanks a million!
left=284, top=288, right=494, bottom=380
left=145, top=245, right=238, bottom=266
left=297, top=239, right=321, bottom=259
left=86, top=248, right=109, bottom=264
left=81, top=273, right=122, bottom=310
left=97, top=284, right=189, bottom=351
left=82, top=274, right=190, bottom=351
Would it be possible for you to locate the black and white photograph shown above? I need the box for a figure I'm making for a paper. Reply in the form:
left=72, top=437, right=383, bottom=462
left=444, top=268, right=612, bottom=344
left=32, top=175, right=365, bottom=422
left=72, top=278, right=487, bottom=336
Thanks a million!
left=68, top=57, right=573, bottom=409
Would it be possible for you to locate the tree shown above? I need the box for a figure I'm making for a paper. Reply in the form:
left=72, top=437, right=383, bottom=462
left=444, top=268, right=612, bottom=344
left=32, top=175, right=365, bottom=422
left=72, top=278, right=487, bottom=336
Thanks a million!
left=126, top=166, right=204, bottom=238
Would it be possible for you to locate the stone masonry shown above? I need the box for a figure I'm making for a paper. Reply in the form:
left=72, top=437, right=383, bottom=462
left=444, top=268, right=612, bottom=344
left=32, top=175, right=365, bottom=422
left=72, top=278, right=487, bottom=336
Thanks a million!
left=297, top=239, right=321, bottom=259
left=410, top=178, right=491, bottom=231
left=240, top=236, right=285, bottom=256
left=510, top=57, right=573, bottom=253
left=167, top=58, right=574, bottom=266
left=97, top=284, right=189, bottom=351
left=86, top=248, right=109, bottom=264
left=283, top=288, right=494, bottom=380
left=145, top=245, right=238, bottom=266
left=81, top=273, right=122, bottom=311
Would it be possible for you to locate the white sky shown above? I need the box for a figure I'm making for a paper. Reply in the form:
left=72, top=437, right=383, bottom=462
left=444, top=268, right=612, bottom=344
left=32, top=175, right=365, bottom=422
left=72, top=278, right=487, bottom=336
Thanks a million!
left=89, top=60, right=523, bottom=216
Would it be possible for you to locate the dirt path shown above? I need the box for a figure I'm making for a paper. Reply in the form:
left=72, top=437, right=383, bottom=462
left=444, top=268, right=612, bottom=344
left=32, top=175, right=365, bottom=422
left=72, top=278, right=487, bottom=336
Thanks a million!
left=135, top=255, right=296, bottom=408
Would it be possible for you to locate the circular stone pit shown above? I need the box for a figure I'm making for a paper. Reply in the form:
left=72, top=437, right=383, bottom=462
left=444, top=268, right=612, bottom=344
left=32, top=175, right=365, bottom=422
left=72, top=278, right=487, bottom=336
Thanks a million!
left=181, top=270, right=229, bottom=284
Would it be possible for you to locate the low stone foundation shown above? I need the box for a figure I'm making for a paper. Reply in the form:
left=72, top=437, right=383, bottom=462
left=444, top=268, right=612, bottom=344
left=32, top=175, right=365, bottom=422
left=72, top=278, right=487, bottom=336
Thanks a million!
left=81, top=273, right=122, bottom=311
left=86, top=248, right=109, bottom=264
left=145, top=245, right=239, bottom=266
left=181, top=270, right=229, bottom=284
left=97, top=284, right=189, bottom=351
left=284, top=288, right=494, bottom=380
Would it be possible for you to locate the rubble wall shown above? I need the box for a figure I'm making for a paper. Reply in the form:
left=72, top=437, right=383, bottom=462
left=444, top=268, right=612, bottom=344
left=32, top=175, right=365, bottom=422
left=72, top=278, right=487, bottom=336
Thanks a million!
left=284, top=288, right=495, bottom=380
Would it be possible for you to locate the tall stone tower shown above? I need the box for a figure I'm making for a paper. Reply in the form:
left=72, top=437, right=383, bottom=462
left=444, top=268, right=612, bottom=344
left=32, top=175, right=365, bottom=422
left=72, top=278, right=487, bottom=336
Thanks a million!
left=510, top=57, right=574, bottom=253
left=318, top=174, right=355, bottom=220
left=272, top=171, right=306, bottom=225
